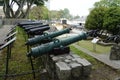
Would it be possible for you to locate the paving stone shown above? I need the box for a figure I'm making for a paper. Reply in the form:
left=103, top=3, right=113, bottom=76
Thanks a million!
left=56, top=61, right=71, bottom=80
left=71, top=53, right=80, bottom=58
left=50, top=54, right=54, bottom=58
left=71, top=58, right=76, bottom=62
left=65, top=55, right=73, bottom=60
left=76, top=58, right=92, bottom=76
left=44, top=53, right=92, bottom=80
left=52, top=55, right=65, bottom=62
left=64, top=59, right=71, bottom=63
left=69, top=62, right=82, bottom=77
left=52, top=56, right=60, bottom=62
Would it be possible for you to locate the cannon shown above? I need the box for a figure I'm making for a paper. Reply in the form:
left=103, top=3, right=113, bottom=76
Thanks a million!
left=27, top=32, right=87, bottom=57
left=27, top=26, right=50, bottom=35
left=87, top=29, right=100, bottom=37
left=21, top=25, right=35, bottom=29
left=103, top=35, right=120, bottom=44
left=22, top=25, right=42, bottom=29
left=17, top=21, right=42, bottom=27
left=24, top=24, right=49, bottom=32
left=26, top=28, right=71, bottom=45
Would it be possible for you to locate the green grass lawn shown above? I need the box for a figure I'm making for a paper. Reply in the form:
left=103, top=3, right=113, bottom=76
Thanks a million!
left=75, top=40, right=111, bottom=54
left=0, top=27, right=42, bottom=80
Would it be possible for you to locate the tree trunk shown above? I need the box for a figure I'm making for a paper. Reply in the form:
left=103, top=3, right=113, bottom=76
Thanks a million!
left=3, top=0, right=11, bottom=18
left=3, top=0, right=34, bottom=19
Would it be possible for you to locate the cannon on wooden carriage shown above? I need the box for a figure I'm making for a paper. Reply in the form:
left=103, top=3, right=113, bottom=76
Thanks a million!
left=27, top=32, right=87, bottom=57
left=25, top=28, right=71, bottom=46
left=103, top=35, right=120, bottom=44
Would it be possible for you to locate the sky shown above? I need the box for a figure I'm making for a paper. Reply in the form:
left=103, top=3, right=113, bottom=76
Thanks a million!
left=48, top=0, right=100, bottom=16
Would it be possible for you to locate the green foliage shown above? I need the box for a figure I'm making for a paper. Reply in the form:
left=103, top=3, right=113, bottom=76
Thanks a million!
left=103, top=7, right=120, bottom=34
left=62, top=8, right=71, bottom=19
left=34, top=0, right=45, bottom=6
left=76, top=40, right=111, bottom=53
left=50, top=10, right=60, bottom=20
left=50, top=8, right=73, bottom=20
left=29, top=5, right=49, bottom=20
left=74, top=15, right=80, bottom=19
left=86, top=0, right=120, bottom=35
left=94, top=0, right=120, bottom=8
left=85, top=7, right=107, bottom=30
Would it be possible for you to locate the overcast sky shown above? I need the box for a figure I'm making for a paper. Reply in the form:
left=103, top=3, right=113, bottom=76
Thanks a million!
left=48, top=0, right=100, bottom=16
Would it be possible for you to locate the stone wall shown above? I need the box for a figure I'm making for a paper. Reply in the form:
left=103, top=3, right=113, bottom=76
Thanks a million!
left=43, top=52, right=92, bottom=80
left=2, top=19, right=48, bottom=25
left=110, top=43, right=120, bottom=60
left=2, top=19, right=29, bottom=25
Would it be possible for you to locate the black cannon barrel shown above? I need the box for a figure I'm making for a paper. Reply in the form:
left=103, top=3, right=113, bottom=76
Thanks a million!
left=30, top=31, right=44, bottom=35
left=26, top=28, right=71, bottom=45
left=22, top=24, right=48, bottom=29
left=27, top=26, right=50, bottom=34
left=27, top=32, right=87, bottom=57
left=22, top=25, right=36, bottom=29
left=24, top=24, right=49, bottom=32
left=18, top=21, right=42, bottom=27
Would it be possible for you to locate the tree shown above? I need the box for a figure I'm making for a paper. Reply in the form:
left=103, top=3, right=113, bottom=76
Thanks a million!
left=50, top=8, right=73, bottom=20
left=85, top=7, right=107, bottom=30
left=62, top=8, right=69, bottom=19
left=29, top=5, right=49, bottom=20
left=85, top=0, right=120, bottom=35
left=50, top=10, right=60, bottom=20
left=94, top=0, right=120, bottom=8
left=74, top=15, right=80, bottom=20
left=103, top=7, right=120, bottom=35
left=0, top=0, right=47, bottom=18
left=94, top=0, right=120, bottom=34
left=0, top=0, right=3, bottom=6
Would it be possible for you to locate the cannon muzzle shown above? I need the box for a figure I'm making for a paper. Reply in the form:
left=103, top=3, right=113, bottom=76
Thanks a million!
left=27, top=32, right=87, bottom=57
